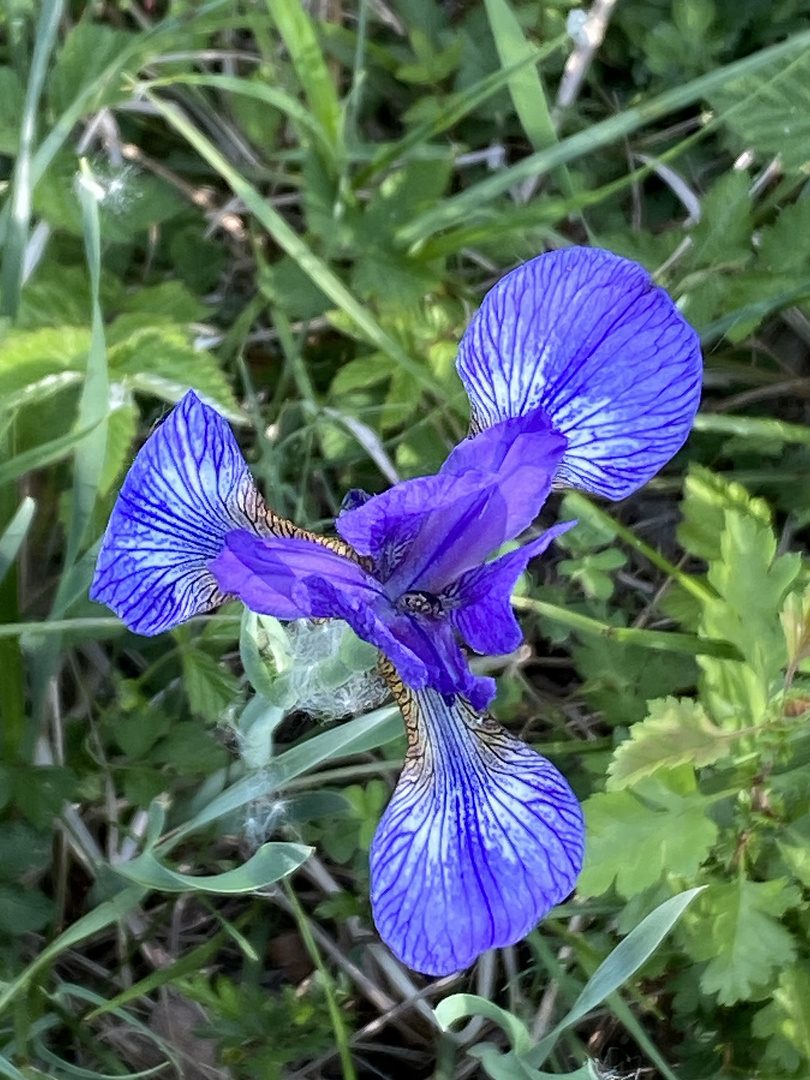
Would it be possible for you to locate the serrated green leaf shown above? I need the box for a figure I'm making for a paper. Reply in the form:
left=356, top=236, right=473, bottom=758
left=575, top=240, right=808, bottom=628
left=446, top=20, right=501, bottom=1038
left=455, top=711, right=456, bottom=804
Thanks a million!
left=752, top=964, right=810, bottom=1071
left=678, top=465, right=772, bottom=563
left=702, top=510, right=801, bottom=718
left=686, top=878, right=801, bottom=1005
left=707, top=42, right=810, bottom=172
left=578, top=781, right=717, bottom=898
left=109, top=326, right=239, bottom=415
left=181, top=650, right=240, bottom=722
left=607, top=697, right=730, bottom=790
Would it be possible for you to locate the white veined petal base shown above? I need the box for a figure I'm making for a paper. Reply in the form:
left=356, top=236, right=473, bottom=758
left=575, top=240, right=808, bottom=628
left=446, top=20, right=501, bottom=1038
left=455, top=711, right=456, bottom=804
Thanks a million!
left=370, top=685, right=584, bottom=976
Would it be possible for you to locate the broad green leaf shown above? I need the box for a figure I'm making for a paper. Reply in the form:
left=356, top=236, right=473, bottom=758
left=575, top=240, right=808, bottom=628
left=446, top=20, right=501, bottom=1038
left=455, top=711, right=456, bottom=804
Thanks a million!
left=578, top=780, right=717, bottom=898
left=685, top=878, right=801, bottom=1005
left=0, top=883, right=53, bottom=934
left=115, top=842, right=312, bottom=894
left=181, top=649, right=241, bottom=723
left=607, top=697, right=731, bottom=790
left=47, top=22, right=135, bottom=113
left=0, top=497, right=35, bottom=587
left=752, top=964, right=810, bottom=1071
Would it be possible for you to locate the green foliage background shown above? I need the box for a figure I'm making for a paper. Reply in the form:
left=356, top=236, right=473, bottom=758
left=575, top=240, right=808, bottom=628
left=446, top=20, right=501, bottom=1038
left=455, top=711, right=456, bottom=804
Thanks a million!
left=1, top=0, right=810, bottom=1077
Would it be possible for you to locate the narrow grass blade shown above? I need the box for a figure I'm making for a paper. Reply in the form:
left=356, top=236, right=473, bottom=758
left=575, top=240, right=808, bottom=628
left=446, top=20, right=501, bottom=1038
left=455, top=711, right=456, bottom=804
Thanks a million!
left=164, top=703, right=400, bottom=846
left=265, top=0, right=343, bottom=161
left=0, top=419, right=104, bottom=487
left=146, top=91, right=442, bottom=396
left=0, top=496, right=35, bottom=586
left=514, top=596, right=743, bottom=660
left=398, top=30, right=810, bottom=245
left=562, top=492, right=715, bottom=604
left=693, top=413, right=810, bottom=445
left=0, top=0, right=63, bottom=319
left=483, top=0, right=568, bottom=194
left=65, top=161, right=110, bottom=568
left=142, top=72, right=331, bottom=151
left=528, top=888, right=704, bottom=1066
left=355, top=37, right=566, bottom=187
left=0, top=885, right=147, bottom=1016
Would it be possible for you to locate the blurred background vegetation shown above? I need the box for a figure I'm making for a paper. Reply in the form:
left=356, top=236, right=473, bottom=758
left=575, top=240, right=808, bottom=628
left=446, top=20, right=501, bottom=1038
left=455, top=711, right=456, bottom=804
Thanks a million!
left=1, top=0, right=810, bottom=1077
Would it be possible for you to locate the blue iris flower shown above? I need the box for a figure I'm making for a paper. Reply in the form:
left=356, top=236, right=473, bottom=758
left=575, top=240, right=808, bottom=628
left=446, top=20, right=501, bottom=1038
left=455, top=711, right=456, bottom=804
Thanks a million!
left=90, top=247, right=702, bottom=976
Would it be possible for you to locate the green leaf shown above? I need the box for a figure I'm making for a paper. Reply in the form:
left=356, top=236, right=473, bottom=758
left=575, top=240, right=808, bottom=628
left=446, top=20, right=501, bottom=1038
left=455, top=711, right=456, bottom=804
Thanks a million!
left=678, top=465, right=773, bottom=563
left=0, top=68, right=23, bottom=154
left=701, top=509, right=801, bottom=720
left=707, top=41, right=810, bottom=172
left=435, top=994, right=533, bottom=1054
left=528, top=888, right=704, bottom=1067
left=0, top=497, right=35, bottom=587
left=115, top=842, right=312, bottom=894
left=0, top=883, right=53, bottom=934
left=752, top=964, right=810, bottom=1071
left=48, top=22, right=135, bottom=114
left=686, top=878, right=802, bottom=1005
left=607, top=697, right=731, bottom=790
left=265, top=0, right=343, bottom=159
left=482, top=0, right=558, bottom=156
left=578, top=778, right=718, bottom=898
left=12, top=765, right=77, bottom=828
left=181, top=649, right=241, bottom=722
left=0, top=821, right=52, bottom=880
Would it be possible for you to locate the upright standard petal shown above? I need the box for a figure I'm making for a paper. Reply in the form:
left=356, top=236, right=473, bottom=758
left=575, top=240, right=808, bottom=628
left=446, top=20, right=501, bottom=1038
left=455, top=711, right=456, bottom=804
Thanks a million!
left=455, top=247, right=702, bottom=500
left=337, top=411, right=566, bottom=594
left=90, top=392, right=278, bottom=635
left=370, top=675, right=584, bottom=976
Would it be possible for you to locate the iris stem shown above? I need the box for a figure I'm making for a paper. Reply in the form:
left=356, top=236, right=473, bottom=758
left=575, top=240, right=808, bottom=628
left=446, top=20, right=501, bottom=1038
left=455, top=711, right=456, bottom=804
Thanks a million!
left=515, top=596, right=742, bottom=660
left=563, top=493, right=714, bottom=604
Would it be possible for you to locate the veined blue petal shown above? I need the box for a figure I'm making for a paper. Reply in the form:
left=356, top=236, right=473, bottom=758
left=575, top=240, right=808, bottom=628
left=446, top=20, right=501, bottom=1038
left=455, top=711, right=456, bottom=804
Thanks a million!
left=455, top=248, right=702, bottom=500
left=211, top=530, right=432, bottom=691
left=449, top=521, right=575, bottom=656
left=337, top=412, right=566, bottom=595
left=90, top=391, right=276, bottom=635
left=370, top=684, right=583, bottom=976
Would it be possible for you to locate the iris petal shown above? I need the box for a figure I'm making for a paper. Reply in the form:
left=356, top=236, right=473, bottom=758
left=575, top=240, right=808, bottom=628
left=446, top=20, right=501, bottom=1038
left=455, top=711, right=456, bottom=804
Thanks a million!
left=338, top=412, right=566, bottom=594
left=450, top=521, right=574, bottom=656
left=370, top=684, right=584, bottom=976
left=455, top=247, right=702, bottom=500
left=90, top=392, right=276, bottom=635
